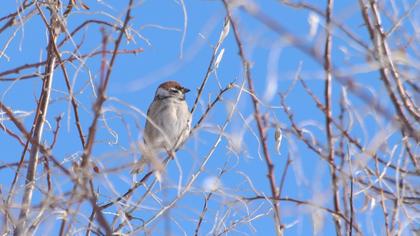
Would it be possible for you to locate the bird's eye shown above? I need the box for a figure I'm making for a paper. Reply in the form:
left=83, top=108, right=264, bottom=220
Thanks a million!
left=169, top=88, right=180, bottom=93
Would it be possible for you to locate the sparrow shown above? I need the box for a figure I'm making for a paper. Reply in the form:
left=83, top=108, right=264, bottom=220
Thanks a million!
left=134, top=81, right=191, bottom=174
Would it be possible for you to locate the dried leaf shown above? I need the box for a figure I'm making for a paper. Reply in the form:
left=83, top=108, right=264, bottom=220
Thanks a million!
left=370, top=196, right=376, bottom=210
left=81, top=3, right=90, bottom=10
left=311, top=208, right=324, bottom=234
left=214, top=48, right=225, bottom=70
left=275, top=125, right=283, bottom=154
left=215, top=17, right=230, bottom=52
left=361, top=194, right=372, bottom=212
left=307, top=12, right=319, bottom=38
left=93, top=165, right=100, bottom=173
left=203, top=176, right=221, bottom=192
left=155, top=171, right=162, bottom=183
left=218, top=18, right=230, bottom=44
left=131, top=159, right=146, bottom=174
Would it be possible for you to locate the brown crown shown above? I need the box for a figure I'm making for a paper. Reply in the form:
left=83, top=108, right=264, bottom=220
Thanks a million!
left=158, top=80, right=190, bottom=94
left=159, top=80, right=183, bottom=90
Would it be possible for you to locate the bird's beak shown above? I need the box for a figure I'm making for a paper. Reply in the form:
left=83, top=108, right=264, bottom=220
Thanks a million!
left=182, top=87, right=190, bottom=93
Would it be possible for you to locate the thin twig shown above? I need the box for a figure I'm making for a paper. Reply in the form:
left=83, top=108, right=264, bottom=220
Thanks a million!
left=242, top=195, right=361, bottom=233
left=241, top=3, right=420, bottom=142
left=222, top=1, right=283, bottom=234
left=15, top=3, right=59, bottom=234
left=80, top=1, right=135, bottom=234
left=323, top=0, right=342, bottom=234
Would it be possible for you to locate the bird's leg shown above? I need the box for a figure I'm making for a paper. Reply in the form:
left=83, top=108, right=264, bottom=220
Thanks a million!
left=165, top=148, right=175, bottom=159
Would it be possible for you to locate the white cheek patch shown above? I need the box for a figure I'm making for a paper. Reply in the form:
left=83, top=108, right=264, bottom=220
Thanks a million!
left=156, top=87, right=170, bottom=97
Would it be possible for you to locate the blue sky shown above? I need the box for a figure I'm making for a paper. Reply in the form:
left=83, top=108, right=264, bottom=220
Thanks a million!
left=1, top=0, right=419, bottom=235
